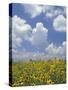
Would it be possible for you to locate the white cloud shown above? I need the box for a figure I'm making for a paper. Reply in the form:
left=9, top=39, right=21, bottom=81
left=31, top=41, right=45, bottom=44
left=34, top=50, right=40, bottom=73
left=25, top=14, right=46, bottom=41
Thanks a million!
left=13, top=40, right=66, bottom=60
left=13, top=51, right=47, bottom=61
left=12, top=34, right=22, bottom=49
left=23, top=4, right=43, bottom=18
left=46, top=41, right=66, bottom=59
left=29, top=22, right=48, bottom=49
left=10, top=15, right=66, bottom=61
left=11, top=17, right=49, bottom=60
left=11, top=15, right=32, bottom=54
left=12, top=15, right=32, bottom=40
left=43, top=6, right=55, bottom=18
left=53, top=15, right=66, bottom=32
left=43, top=6, right=66, bottom=18
left=11, top=16, right=49, bottom=53
left=23, top=4, right=66, bottom=18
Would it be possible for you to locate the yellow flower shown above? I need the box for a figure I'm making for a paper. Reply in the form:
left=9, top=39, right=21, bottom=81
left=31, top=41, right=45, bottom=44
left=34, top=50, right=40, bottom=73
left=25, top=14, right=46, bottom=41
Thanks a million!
left=47, top=80, right=54, bottom=84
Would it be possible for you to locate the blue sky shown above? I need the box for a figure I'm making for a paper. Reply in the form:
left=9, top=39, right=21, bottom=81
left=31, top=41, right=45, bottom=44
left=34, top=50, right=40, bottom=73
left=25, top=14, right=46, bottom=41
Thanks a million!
left=9, top=3, right=66, bottom=60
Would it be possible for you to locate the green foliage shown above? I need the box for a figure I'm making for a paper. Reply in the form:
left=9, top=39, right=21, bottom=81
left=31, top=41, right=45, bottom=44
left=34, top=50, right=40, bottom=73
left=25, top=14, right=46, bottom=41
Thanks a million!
left=11, top=59, right=66, bottom=86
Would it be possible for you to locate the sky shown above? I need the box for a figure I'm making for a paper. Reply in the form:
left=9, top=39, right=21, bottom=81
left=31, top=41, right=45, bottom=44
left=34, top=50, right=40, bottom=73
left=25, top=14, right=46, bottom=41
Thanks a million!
left=9, top=3, right=66, bottom=61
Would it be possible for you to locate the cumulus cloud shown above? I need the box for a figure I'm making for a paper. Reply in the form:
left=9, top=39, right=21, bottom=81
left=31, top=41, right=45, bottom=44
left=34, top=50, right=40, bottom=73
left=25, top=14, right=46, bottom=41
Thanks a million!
left=43, top=6, right=66, bottom=18
left=12, top=16, right=32, bottom=48
left=13, top=51, right=51, bottom=61
left=10, top=15, right=66, bottom=61
left=23, top=4, right=43, bottom=18
left=13, top=51, right=44, bottom=61
left=29, top=22, right=48, bottom=49
left=46, top=41, right=66, bottom=59
left=12, top=15, right=32, bottom=40
left=9, top=15, right=32, bottom=57
left=10, top=16, right=49, bottom=54
left=12, top=16, right=48, bottom=51
left=53, top=15, right=66, bottom=32
left=12, top=34, right=22, bottom=49
left=23, top=4, right=66, bottom=18
left=13, top=41, right=66, bottom=61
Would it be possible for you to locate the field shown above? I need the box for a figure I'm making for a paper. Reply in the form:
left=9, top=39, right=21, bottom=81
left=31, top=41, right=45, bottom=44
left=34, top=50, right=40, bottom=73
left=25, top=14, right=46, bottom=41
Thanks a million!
left=10, top=59, right=66, bottom=86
